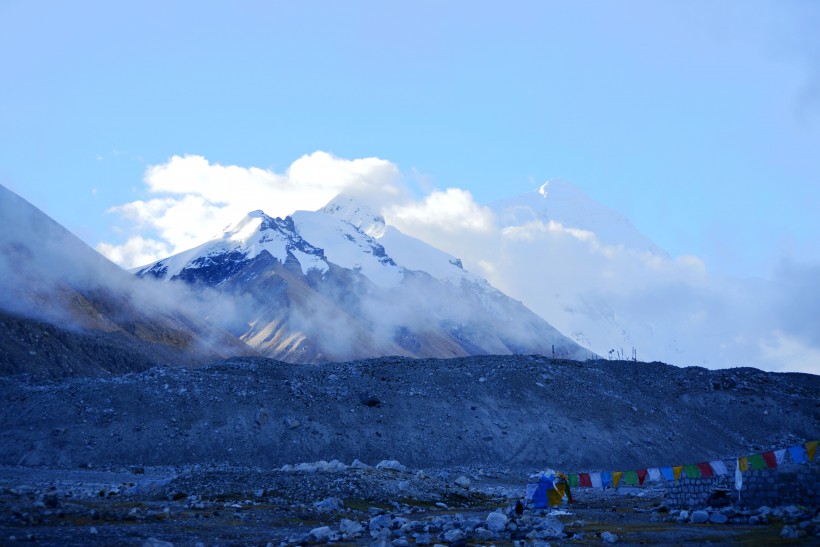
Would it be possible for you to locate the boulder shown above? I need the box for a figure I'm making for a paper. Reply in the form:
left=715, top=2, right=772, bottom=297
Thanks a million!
left=309, top=526, right=337, bottom=542
left=602, top=531, right=619, bottom=543
left=690, top=510, right=710, bottom=524
left=709, top=513, right=728, bottom=524
left=376, top=460, right=407, bottom=473
left=340, top=518, right=364, bottom=536
left=485, top=510, right=508, bottom=532
left=369, top=514, right=393, bottom=532
left=314, top=497, right=344, bottom=512
left=441, top=528, right=464, bottom=543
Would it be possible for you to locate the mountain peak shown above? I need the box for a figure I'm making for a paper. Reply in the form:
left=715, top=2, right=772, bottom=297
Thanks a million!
left=223, top=210, right=273, bottom=243
left=536, top=178, right=587, bottom=202
left=320, top=194, right=386, bottom=238
left=490, top=179, right=667, bottom=256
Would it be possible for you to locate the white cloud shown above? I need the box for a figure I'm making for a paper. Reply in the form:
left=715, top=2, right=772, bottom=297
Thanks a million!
left=388, top=188, right=495, bottom=233
left=96, top=236, right=171, bottom=271
left=100, top=151, right=402, bottom=268
left=99, top=151, right=820, bottom=374
left=760, top=331, right=820, bottom=376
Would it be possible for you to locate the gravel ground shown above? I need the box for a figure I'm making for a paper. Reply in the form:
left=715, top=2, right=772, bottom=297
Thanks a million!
left=1, top=464, right=815, bottom=545
left=1, top=355, right=818, bottom=544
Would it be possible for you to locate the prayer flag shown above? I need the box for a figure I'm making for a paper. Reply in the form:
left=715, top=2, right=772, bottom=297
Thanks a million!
left=601, top=471, right=613, bottom=488
left=738, top=456, right=749, bottom=472
left=636, top=469, right=648, bottom=485
left=624, top=470, right=640, bottom=486
left=762, top=451, right=777, bottom=469
left=807, top=440, right=818, bottom=461
left=672, top=465, right=683, bottom=481
left=648, top=468, right=662, bottom=482
left=709, top=460, right=728, bottom=476
left=683, top=464, right=701, bottom=479
left=612, top=471, right=623, bottom=488
left=569, top=474, right=579, bottom=487
left=774, top=449, right=786, bottom=465
left=591, top=472, right=603, bottom=489
left=788, top=445, right=807, bottom=464
left=660, top=467, right=675, bottom=481
left=579, top=473, right=592, bottom=487
left=735, top=459, right=743, bottom=492
left=696, top=462, right=714, bottom=478
left=749, top=453, right=767, bottom=470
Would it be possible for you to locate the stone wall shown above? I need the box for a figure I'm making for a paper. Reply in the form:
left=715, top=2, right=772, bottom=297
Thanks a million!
left=666, top=458, right=819, bottom=509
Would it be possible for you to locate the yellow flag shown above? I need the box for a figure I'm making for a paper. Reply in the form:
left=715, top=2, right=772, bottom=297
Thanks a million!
left=739, top=456, right=749, bottom=472
left=673, top=466, right=683, bottom=480
left=807, top=440, right=818, bottom=461
left=612, top=471, right=623, bottom=488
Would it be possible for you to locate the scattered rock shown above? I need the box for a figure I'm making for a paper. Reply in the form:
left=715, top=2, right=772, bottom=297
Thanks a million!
left=376, top=460, right=407, bottom=473
left=454, top=475, right=471, bottom=489
left=255, top=408, right=268, bottom=426
left=709, top=513, right=728, bottom=524
left=314, top=497, right=344, bottom=512
left=690, top=510, right=710, bottom=524
left=780, top=525, right=799, bottom=539
left=441, top=528, right=464, bottom=542
left=369, top=514, right=392, bottom=532
left=309, top=526, right=337, bottom=542
left=485, top=510, right=508, bottom=532
left=602, top=530, right=619, bottom=543
left=339, top=518, right=364, bottom=536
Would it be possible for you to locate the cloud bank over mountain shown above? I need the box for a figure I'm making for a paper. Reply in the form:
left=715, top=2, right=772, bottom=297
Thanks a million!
left=98, top=153, right=820, bottom=374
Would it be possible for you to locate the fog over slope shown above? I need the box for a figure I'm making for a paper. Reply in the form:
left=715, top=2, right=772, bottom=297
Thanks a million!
left=135, top=195, right=590, bottom=363
left=0, top=184, right=254, bottom=377
left=98, top=153, right=820, bottom=374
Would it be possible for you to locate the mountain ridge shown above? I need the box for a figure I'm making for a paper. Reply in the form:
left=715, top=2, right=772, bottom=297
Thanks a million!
left=135, top=198, right=591, bottom=363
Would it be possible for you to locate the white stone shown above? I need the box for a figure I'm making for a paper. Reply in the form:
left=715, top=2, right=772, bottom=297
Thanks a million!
left=351, top=459, right=371, bottom=469
left=442, top=529, right=464, bottom=542
left=339, top=519, right=364, bottom=537
left=485, top=510, right=508, bottom=532
left=455, top=476, right=471, bottom=489
left=376, top=460, right=407, bottom=472
left=602, top=530, right=619, bottom=543
left=309, top=526, right=336, bottom=542
left=369, top=514, right=392, bottom=531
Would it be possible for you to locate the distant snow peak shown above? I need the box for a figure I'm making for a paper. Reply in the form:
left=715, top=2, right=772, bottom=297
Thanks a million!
left=321, top=194, right=386, bottom=238
left=136, top=209, right=330, bottom=282
left=224, top=210, right=267, bottom=243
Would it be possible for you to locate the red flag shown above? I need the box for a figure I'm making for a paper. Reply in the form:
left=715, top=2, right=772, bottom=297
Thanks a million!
left=636, top=469, right=647, bottom=486
left=579, top=473, right=592, bottom=487
left=696, top=462, right=714, bottom=478
left=762, top=451, right=777, bottom=468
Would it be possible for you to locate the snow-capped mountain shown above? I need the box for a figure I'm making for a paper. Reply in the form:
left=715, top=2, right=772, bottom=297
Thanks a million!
left=0, top=184, right=253, bottom=377
left=489, top=179, right=666, bottom=255
left=466, top=178, right=775, bottom=369
left=136, top=196, right=591, bottom=363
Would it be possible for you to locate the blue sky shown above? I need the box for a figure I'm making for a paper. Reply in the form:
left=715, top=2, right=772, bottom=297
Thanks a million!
left=1, top=0, right=819, bottom=279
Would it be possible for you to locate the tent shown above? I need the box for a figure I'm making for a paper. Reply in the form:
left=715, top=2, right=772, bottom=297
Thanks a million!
left=525, top=470, right=573, bottom=508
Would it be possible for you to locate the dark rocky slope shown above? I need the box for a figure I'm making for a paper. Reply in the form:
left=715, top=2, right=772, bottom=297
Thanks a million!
left=1, top=355, right=816, bottom=473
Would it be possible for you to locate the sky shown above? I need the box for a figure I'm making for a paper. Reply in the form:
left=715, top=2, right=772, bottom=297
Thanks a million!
left=1, top=1, right=819, bottom=372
